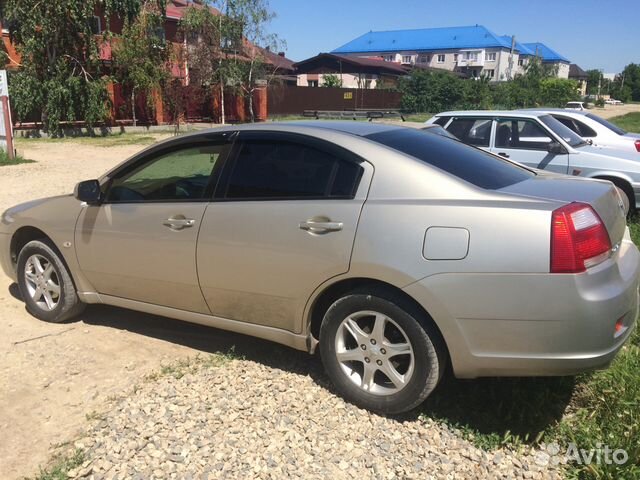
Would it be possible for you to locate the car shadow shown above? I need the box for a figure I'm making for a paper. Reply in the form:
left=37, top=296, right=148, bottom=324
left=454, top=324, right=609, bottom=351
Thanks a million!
left=9, top=282, right=575, bottom=445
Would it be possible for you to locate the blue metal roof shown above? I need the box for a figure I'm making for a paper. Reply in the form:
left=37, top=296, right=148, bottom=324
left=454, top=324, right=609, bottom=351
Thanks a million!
left=499, top=36, right=535, bottom=55
left=522, top=42, right=570, bottom=63
left=332, top=25, right=513, bottom=54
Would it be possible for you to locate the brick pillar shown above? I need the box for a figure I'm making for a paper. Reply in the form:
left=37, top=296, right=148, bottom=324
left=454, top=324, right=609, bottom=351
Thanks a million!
left=152, top=89, right=164, bottom=125
left=253, top=87, right=267, bottom=122
left=106, top=81, right=116, bottom=124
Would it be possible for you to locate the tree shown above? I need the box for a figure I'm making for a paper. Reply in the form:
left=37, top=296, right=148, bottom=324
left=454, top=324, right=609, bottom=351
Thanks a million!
left=321, top=74, right=342, bottom=88
left=539, top=78, right=579, bottom=106
left=586, top=69, right=602, bottom=96
left=112, top=1, right=169, bottom=126
left=226, top=0, right=284, bottom=122
left=399, top=69, right=464, bottom=113
left=179, top=1, right=240, bottom=124
left=179, top=0, right=282, bottom=123
left=3, top=0, right=160, bottom=135
left=614, top=63, right=640, bottom=102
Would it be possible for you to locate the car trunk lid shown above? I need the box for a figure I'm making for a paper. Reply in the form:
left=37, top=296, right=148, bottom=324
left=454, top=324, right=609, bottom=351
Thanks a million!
left=500, top=174, right=627, bottom=246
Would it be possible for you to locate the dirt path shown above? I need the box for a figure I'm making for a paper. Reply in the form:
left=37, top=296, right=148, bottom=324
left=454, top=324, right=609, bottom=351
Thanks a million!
left=0, top=136, right=252, bottom=479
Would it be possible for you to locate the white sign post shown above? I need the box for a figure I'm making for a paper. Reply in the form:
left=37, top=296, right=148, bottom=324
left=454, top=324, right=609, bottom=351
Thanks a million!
left=0, top=70, right=15, bottom=159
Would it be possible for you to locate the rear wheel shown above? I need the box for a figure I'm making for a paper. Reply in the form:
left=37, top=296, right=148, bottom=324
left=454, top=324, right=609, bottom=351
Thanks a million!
left=320, top=292, right=445, bottom=414
left=17, top=240, right=85, bottom=323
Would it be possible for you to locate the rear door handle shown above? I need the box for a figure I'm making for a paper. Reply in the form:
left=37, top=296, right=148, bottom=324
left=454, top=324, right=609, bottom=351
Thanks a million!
left=299, top=220, right=343, bottom=234
left=498, top=152, right=510, bottom=158
left=163, top=216, right=195, bottom=231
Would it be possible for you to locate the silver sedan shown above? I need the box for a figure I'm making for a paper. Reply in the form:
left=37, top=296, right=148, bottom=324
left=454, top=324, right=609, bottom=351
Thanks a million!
left=1, top=122, right=638, bottom=414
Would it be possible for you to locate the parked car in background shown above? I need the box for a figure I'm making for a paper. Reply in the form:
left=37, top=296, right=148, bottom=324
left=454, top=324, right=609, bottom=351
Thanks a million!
left=605, top=99, right=624, bottom=105
left=566, top=101, right=587, bottom=111
left=1, top=122, right=638, bottom=414
left=427, top=111, right=640, bottom=210
left=521, top=109, right=640, bottom=154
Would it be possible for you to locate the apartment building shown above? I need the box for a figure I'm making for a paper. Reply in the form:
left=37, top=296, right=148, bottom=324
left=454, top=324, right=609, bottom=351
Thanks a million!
left=332, top=25, right=570, bottom=81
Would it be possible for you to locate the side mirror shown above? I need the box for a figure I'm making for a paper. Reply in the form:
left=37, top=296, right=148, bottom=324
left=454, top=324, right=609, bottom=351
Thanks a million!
left=74, top=179, right=102, bottom=205
left=547, top=141, right=565, bottom=155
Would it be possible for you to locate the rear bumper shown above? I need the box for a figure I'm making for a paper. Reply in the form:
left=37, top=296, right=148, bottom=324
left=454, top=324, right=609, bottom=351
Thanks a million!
left=404, top=230, right=640, bottom=378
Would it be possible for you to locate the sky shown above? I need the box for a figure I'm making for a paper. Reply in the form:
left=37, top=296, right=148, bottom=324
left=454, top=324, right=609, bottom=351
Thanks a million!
left=268, top=0, right=639, bottom=73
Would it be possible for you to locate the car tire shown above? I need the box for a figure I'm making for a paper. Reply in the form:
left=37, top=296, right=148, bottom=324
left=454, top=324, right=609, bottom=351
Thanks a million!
left=17, top=239, right=85, bottom=323
left=319, top=291, right=445, bottom=414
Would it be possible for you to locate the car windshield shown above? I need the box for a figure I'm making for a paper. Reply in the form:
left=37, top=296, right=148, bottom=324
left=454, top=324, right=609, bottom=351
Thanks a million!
left=586, top=113, right=627, bottom=136
left=538, top=114, right=588, bottom=147
left=365, top=128, right=534, bottom=190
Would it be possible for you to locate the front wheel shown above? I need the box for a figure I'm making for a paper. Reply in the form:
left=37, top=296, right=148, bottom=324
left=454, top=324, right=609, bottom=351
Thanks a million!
left=17, top=239, right=85, bottom=323
left=319, top=292, right=445, bottom=414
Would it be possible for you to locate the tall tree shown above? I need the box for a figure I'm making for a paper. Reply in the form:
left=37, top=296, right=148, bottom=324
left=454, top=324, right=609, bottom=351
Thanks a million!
left=2, top=0, right=162, bottom=135
left=179, top=0, right=282, bottom=123
left=227, top=0, right=283, bottom=121
left=112, top=1, right=169, bottom=126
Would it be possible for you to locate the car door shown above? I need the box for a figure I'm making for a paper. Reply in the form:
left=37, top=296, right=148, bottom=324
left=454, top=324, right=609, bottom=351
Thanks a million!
left=490, top=118, right=569, bottom=174
left=75, top=137, right=232, bottom=313
left=196, top=131, right=372, bottom=333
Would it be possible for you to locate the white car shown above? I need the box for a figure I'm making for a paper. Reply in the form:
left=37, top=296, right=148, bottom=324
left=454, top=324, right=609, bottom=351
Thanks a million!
left=605, top=99, right=624, bottom=105
left=565, top=101, right=587, bottom=111
left=521, top=109, right=640, bottom=154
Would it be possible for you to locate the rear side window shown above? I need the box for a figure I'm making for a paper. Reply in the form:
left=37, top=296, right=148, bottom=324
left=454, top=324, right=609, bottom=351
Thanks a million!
left=445, top=117, right=492, bottom=147
left=225, top=140, right=362, bottom=200
left=366, top=128, right=533, bottom=190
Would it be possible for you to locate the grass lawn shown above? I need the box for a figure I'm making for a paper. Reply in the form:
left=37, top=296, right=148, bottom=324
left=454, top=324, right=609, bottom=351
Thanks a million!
left=420, top=218, right=640, bottom=479
left=609, top=112, right=640, bottom=133
left=15, top=132, right=170, bottom=148
left=0, top=149, right=35, bottom=166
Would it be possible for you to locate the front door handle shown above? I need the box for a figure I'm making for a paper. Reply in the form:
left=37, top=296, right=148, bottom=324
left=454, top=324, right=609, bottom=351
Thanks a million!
left=299, top=219, right=343, bottom=234
left=163, top=215, right=195, bottom=231
left=498, top=152, right=510, bottom=158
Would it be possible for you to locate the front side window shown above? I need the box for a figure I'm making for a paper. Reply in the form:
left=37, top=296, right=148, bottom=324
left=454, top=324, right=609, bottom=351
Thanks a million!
left=225, top=140, right=362, bottom=200
left=495, top=119, right=554, bottom=150
left=107, top=145, right=225, bottom=202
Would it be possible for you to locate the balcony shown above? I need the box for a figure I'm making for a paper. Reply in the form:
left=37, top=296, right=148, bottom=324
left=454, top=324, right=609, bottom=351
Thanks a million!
left=457, top=50, right=485, bottom=67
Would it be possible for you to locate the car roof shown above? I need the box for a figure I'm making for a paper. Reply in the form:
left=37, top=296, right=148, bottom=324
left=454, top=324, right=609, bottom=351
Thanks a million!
left=434, top=110, right=548, bottom=119
left=518, top=108, right=589, bottom=116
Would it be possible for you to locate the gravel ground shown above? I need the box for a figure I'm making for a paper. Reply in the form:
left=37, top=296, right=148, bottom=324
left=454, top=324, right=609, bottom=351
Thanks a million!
left=67, top=358, right=561, bottom=480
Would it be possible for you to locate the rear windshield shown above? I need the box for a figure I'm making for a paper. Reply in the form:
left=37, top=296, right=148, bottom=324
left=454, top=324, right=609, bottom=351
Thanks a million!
left=365, top=128, right=534, bottom=190
left=586, top=113, right=627, bottom=136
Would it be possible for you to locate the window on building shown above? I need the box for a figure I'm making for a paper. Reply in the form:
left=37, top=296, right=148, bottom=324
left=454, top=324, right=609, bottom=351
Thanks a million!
left=437, top=54, right=446, bottom=63
left=419, top=55, right=428, bottom=63
left=401, top=55, right=412, bottom=64
left=307, top=80, right=319, bottom=87
left=383, top=54, right=394, bottom=62
left=484, top=69, right=495, bottom=79
left=485, top=52, right=496, bottom=62
left=454, top=54, right=459, bottom=62
left=464, top=51, right=479, bottom=62
left=89, top=16, right=102, bottom=35
left=518, top=58, right=525, bottom=66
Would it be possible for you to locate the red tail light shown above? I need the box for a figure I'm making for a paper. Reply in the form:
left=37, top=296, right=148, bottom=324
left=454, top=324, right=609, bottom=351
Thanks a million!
left=634, top=140, right=640, bottom=153
left=550, top=203, right=612, bottom=273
